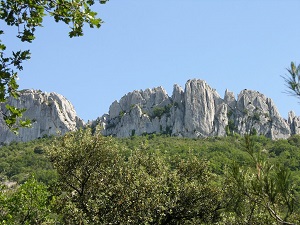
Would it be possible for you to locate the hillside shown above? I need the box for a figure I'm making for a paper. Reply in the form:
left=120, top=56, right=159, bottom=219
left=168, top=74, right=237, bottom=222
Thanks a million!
left=1, top=134, right=300, bottom=187
left=1, top=133, right=300, bottom=224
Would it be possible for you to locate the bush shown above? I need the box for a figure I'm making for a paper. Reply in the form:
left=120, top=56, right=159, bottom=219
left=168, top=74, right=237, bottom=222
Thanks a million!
left=48, top=128, right=223, bottom=224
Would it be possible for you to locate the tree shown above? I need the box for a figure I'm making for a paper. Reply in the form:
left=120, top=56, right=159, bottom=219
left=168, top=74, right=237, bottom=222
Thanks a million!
left=223, top=134, right=300, bottom=224
left=282, top=62, right=300, bottom=98
left=47, top=128, right=223, bottom=224
left=0, top=0, right=109, bottom=131
left=0, top=176, right=57, bottom=224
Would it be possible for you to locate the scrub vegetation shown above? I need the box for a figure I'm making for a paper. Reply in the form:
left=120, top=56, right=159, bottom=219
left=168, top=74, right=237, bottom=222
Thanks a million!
left=1, top=129, right=300, bottom=224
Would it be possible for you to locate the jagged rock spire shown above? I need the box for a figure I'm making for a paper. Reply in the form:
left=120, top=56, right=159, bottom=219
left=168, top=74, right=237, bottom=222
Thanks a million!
left=99, top=79, right=296, bottom=139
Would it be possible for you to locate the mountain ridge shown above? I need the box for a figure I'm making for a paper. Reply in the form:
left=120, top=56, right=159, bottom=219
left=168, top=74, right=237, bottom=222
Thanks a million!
left=94, top=79, right=299, bottom=139
left=1, top=79, right=299, bottom=144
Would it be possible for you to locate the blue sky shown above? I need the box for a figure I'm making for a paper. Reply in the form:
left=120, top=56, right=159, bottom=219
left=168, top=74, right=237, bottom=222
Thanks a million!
left=4, top=1, right=300, bottom=121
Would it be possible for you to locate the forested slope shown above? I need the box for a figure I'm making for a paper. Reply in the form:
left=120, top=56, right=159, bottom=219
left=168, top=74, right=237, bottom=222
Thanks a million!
left=1, top=132, right=300, bottom=224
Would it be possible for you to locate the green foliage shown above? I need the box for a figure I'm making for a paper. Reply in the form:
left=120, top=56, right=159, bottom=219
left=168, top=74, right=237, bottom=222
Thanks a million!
left=0, top=0, right=109, bottom=129
left=282, top=62, right=300, bottom=97
left=227, top=110, right=233, bottom=118
left=3, top=105, right=31, bottom=134
left=152, top=104, right=172, bottom=119
left=118, top=135, right=252, bottom=175
left=2, top=131, right=300, bottom=224
left=119, top=110, right=125, bottom=117
left=224, top=134, right=300, bottom=224
left=0, top=176, right=58, bottom=224
left=225, top=119, right=236, bottom=136
left=0, top=137, right=57, bottom=185
left=48, top=128, right=222, bottom=224
left=0, top=42, right=31, bottom=132
left=288, top=134, right=300, bottom=147
left=0, top=0, right=108, bottom=41
left=252, top=112, right=261, bottom=122
left=131, top=129, right=135, bottom=136
left=152, top=106, right=166, bottom=119
left=250, top=127, right=257, bottom=136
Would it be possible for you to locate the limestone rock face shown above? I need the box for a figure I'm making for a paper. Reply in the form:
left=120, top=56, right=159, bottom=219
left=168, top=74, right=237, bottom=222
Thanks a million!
left=234, top=90, right=290, bottom=139
left=4, top=80, right=296, bottom=144
left=224, top=89, right=236, bottom=109
left=103, top=86, right=172, bottom=137
left=171, top=84, right=185, bottom=136
left=288, top=111, right=300, bottom=135
left=0, top=90, right=84, bottom=144
left=183, top=79, right=226, bottom=137
left=97, top=79, right=298, bottom=139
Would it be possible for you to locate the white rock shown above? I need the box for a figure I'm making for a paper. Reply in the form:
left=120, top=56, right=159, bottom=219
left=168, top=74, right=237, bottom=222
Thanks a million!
left=96, top=79, right=297, bottom=139
left=0, top=90, right=84, bottom=144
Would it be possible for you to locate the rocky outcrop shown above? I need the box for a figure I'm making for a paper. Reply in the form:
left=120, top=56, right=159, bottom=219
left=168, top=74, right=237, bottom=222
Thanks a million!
left=2, top=79, right=298, bottom=144
left=288, top=111, right=300, bottom=135
left=183, top=79, right=227, bottom=137
left=96, top=79, right=298, bottom=139
left=99, top=86, right=173, bottom=137
left=231, top=90, right=291, bottom=139
left=0, top=90, right=84, bottom=144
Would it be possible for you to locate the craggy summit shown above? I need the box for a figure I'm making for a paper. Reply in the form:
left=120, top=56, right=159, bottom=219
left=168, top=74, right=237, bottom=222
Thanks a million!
left=1, top=79, right=300, bottom=144
left=95, top=79, right=300, bottom=139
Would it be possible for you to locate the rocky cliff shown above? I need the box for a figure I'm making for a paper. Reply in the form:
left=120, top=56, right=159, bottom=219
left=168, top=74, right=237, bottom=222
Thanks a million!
left=95, top=79, right=299, bottom=139
left=0, top=90, right=84, bottom=144
left=1, top=79, right=299, bottom=144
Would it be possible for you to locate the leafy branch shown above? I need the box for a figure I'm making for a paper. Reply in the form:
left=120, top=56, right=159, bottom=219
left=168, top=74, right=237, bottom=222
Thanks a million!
left=282, top=62, right=300, bottom=98
left=227, top=133, right=298, bottom=224
left=0, top=0, right=109, bottom=131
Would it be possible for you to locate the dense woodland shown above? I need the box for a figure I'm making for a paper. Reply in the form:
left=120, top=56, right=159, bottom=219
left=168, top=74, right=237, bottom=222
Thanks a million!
left=0, top=129, right=300, bottom=224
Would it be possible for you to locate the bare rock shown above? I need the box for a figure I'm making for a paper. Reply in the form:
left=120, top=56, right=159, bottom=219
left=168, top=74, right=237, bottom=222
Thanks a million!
left=95, top=79, right=297, bottom=139
left=288, top=111, right=300, bottom=135
left=224, top=89, right=236, bottom=109
left=170, top=84, right=185, bottom=136
left=103, top=86, right=173, bottom=137
left=234, top=90, right=290, bottom=139
left=183, top=79, right=223, bottom=137
left=0, top=90, right=84, bottom=145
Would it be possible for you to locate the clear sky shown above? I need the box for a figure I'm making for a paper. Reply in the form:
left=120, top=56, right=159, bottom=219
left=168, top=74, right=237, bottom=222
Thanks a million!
left=4, top=1, right=300, bottom=122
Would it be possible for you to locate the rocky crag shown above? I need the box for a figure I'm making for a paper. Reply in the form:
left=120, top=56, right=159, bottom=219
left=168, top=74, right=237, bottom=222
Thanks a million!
left=94, top=79, right=300, bottom=139
left=0, top=90, right=84, bottom=145
left=1, top=79, right=300, bottom=144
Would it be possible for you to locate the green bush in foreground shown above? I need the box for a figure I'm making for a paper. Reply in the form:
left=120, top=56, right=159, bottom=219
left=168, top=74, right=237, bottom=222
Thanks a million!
left=0, top=177, right=59, bottom=224
left=48, top=128, right=222, bottom=224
